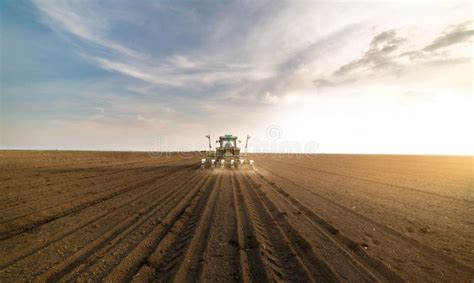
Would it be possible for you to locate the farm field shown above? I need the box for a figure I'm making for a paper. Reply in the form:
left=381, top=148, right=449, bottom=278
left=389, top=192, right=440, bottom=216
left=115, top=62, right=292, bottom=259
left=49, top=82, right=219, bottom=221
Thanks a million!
left=0, top=151, right=472, bottom=282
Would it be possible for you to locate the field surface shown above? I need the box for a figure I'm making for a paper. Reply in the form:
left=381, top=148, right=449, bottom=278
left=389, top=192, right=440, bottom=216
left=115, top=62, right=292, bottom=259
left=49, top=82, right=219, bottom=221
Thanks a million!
left=0, top=151, right=472, bottom=282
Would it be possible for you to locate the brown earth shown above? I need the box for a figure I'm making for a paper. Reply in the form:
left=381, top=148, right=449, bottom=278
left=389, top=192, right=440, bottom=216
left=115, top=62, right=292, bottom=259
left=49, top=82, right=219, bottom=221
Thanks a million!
left=0, top=151, right=472, bottom=282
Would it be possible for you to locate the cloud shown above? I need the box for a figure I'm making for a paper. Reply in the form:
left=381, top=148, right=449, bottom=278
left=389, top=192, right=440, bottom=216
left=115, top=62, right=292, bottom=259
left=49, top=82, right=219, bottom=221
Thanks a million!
left=95, top=58, right=184, bottom=87
left=370, top=30, right=405, bottom=48
left=316, top=22, right=472, bottom=88
left=263, top=92, right=281, bottom=104
left=33, top=0, right=144, bottom=59
left=29, top=1, right=474, bottom=101
left=32, top=0, right=277, bottom=93
left=95, top=56, right=273, bottom=89
left=334, top=30, right=405, bottom=76
left=167, top=55, right=199, bottom=69
left=423, top=21, right=474, bottom=51
left=32, top=0, right=371, bottom=106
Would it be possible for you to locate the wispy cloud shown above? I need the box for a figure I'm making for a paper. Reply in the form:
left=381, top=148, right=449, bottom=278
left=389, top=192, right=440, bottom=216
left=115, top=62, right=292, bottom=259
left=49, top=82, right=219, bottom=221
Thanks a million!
left=315, top=22, right=472, bottom=88
left=333, top=29, right=406, bottom=76
left=423, top=21, right=473, bottom=51
left=31, top=1, right=363, bottom=103
left=33, top=0, right=144, bottom=59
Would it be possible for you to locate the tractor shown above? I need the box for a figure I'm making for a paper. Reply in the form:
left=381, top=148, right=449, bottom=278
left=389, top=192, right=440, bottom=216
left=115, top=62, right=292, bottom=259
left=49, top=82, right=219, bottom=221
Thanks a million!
left=201, top=134, right=254, bottom=169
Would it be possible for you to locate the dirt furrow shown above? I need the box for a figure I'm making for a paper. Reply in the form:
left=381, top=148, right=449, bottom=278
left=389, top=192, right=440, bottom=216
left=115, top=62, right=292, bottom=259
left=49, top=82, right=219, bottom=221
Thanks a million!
left=0, top=164, right=153, bottom=213
left=250, top=171, right=403, bottom=282
left=197, top=171, right=241, bottom=282
left=102, top=171, right=216, bottom=282
left=171, top=174, right=222, bottom=283
left=0, top=167, right=196, bottom=273
left=266, top=159, right=472, bottom=204
left=0, top=170, right=167, bottom=241
left=0, top=162, right=191, bottom=224
left=235, top=172, right=313, bottom=282
left=241, top=172, right=338, bottom=282
left=0, top=170, right=159, bottom=236
left=255, top=168, right=474, bottom=281
left=35, top=170, right=205, bottom=281
left=130, top=172, right=218, bottom=282
left=230, top=171, right=268, bottom=282
left=255, top=159, right=474, bottom=266
left=0, top=158, right=166, bottom=202
left=1, top=152, right=471, bottom=282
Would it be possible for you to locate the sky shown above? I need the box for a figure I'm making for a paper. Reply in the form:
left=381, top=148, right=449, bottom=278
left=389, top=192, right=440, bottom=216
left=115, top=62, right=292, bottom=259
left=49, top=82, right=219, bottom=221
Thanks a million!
left=1, top=0, right=473, bottom=154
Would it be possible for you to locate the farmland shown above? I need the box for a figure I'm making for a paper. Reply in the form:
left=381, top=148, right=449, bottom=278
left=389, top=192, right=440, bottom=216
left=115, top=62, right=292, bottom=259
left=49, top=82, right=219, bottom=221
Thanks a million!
left=0, top=151, right=472, bottom=281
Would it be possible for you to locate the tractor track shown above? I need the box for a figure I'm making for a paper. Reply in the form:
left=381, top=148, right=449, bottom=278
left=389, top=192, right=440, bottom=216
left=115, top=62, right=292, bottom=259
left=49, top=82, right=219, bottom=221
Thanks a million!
left=234, top=172, right=308, bottom=281
left=253, top=168, right=474, bottom=281
left=41, top=169, right=208, bottom=282
left=238, top=172, right=338, bottom=282
left=1, top=152, right=472, bottom=282
left=103, top=171, right=218, bottom=282
left=249, top=171, right=403, bottom=282
left=131, top=173, right=219, bottom=282
left=194, top=171, right=241, bottom=282
left=255, top=158, right=474, bottom=259
left=169, top=174, right=222, bottom=283
left=230, top=171, right=267, bottom=282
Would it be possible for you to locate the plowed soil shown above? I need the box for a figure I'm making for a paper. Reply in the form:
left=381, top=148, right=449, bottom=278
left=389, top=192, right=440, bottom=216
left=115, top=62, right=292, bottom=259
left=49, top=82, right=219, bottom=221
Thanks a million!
left=0, top=151, right=472, bottom=282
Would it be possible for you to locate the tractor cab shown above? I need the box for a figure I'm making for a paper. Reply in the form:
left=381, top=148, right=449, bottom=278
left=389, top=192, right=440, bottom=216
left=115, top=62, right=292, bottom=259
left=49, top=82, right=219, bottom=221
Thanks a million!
left=216, top=135, right=240, bottom=159
left=201, top=134, right=253, bottom=169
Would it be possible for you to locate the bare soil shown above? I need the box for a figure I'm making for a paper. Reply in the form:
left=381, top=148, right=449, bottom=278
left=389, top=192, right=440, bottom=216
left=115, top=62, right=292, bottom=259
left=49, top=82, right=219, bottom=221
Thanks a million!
left=0, top=151, right=472, bottom=282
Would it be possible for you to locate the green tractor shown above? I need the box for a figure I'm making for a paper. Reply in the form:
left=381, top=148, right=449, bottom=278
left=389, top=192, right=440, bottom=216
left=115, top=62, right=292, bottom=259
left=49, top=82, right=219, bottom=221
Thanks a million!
left=201, top=134, right=254, bottom=169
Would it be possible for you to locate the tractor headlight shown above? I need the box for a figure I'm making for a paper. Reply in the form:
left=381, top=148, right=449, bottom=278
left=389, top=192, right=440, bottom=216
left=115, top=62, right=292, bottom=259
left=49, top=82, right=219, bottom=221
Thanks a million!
left=230, top=160, right=235, bottom=164
left=201, top=159, right=206, bottom=164
left=211, top=159, right=216, bottom=164
left=249, top=160, right=254, bottom=165
left=220, top=160, right=225, bottom=164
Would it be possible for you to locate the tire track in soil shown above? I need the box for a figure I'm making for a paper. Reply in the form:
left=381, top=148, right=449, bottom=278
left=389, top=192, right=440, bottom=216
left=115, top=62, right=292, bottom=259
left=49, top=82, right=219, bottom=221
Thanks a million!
left=1, top=168, right=195, bottom=278
left=257, top=159, right=474, bottom=266
left=0, top=166, right=197, bottom=271
left=130, top=172, right=219, bottom=282
left=234, top=173, right=288, bottom=281
left=255, top=168, right=474, bottom=281
left=166, top=174, right=222, bottom=283
left=197, top=171, right=241, bottom=282
left=230, top=170, right=268, bottom=282
left=102, top=171, right=218, bottom=282
left=36, top=169, right=206, bottom=281
left=237, top=172, right=337, bottom=282
left=249, top=171, right=403, bottom=282
left=83, top=173, right=209, bottom=281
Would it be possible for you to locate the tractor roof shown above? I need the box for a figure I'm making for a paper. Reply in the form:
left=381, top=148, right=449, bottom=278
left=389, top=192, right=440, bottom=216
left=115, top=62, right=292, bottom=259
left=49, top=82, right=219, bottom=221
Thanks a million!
left=220, top=134, right=237, bottom=140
